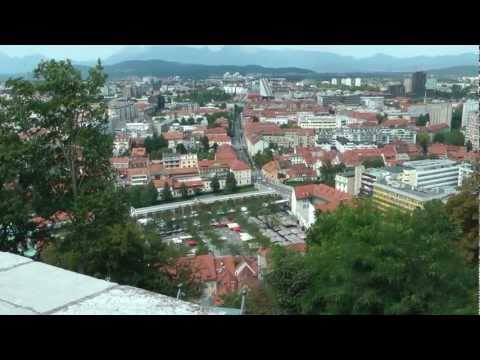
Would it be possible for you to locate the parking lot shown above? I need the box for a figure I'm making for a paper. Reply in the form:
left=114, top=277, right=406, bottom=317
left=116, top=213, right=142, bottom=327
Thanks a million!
left=142, top=195, right=306, bottom=257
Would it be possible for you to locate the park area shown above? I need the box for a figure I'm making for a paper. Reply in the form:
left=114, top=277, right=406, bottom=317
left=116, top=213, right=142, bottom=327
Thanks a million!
left=137, top=194, right=306, bottom=257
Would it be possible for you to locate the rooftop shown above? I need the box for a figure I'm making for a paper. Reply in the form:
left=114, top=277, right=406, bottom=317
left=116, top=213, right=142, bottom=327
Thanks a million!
left=0, top=252, right=230, bottom=315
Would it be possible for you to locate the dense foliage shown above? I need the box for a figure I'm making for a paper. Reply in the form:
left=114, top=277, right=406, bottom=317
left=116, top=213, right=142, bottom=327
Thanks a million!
left=0, top=60, right=199, bottom=299
left=266, top=200, right=477, bottom=315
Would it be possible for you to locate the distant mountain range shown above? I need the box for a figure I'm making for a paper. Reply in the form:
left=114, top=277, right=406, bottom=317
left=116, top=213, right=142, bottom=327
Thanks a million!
left=0, top=46, right=477, bottom=75
left=100, top=46, right=477, bottom=73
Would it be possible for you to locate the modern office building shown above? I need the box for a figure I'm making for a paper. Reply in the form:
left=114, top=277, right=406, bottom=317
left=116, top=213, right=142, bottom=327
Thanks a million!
left=411, top=71, right=427, bottom=98
left=400, top=159, right=459, bottom=191
left=404, top=78, right=413, bottom=94
left=388, top=84, right=405, bottom=97
left=259, top=78, right=273, bottom=98
left=372, top=181, right=452, bottom=213
left=354, top=78, right=362, bottom=87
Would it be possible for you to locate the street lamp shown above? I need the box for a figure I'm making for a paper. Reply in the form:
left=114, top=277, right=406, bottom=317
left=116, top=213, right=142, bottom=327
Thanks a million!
left=240, top=288, right=248, bottom=315
left=176, top=283, right=183, bottom=300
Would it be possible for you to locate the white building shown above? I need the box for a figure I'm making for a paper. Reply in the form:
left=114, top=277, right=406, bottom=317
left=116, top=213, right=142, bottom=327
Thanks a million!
left=465, top=111, right=479, bottom=151
left=461, top=99, right=479, bottom=128
left=180, top=153, right=198, bottom=168
left=361, top=96, right=384, bottom=111
left=400, top=159, right=459, bottom=191
left=259, top=78, right=273, bottom=98
left=354, top=78, right=362, bottom=87
left=334, top=141, right=378, bottom=153
left=297, top=112, right=337, bottom=129
left=335, top=169, right=356, bottom=195
left=341, top=78, right=352, bottom=87
left=458, top=161, right=474, bottom=187
left=331, top=78, right=338, bottom=86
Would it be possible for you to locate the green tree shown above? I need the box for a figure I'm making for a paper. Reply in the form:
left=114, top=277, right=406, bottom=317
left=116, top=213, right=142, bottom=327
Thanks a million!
left=433, top=132, right=447, bottom=143
left=445, top=167, right=479, bottom=263
left=445, top=130, right=465, bottom=146
left=225, top=172, right=238, bottom=194
left=180, top=183, right=189, bottom=199
left=320, top=160, right=345, bottom=187
left=157, top=95, right=165, bottom=111
left=267, top=200, right=477, bottom=314
left=176, top=143, right=187, bottom=154
left=200, top=135, right=210, bottom=151
left=161, top=183, right=174, bottom=202
left=211, top=176, right=220, bottom=193
left=362, top=157, right=385, bottom=168
left=466, top=140, right=473, bottom=152
left=416, top=114, right=430, bottom=126
left=451, top=108, right=462, bottom=130
left=416, top=132, right=430, bottom=155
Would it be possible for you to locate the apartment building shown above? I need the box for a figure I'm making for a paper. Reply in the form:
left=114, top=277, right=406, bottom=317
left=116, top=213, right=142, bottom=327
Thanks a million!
left=297, top=113, right=337, bottom=129
left=465, top=112, right=479, bottom=151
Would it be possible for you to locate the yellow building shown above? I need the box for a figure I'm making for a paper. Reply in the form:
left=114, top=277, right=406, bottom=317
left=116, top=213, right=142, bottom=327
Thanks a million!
left=372, top=182, right=451, bottom=213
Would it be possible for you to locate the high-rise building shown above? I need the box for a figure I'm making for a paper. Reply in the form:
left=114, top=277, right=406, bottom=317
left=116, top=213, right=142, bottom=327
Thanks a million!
left=259, top=78, right=273, bottom=98
left=465, top=112, right=479, bottom=151
left=354, top=78, right=362, bottom=87
left=411, top=71, right=427, bottom=98
left=331, top=78, right=337, bottom=86
left=403, top=78, right=413, bottom=94
left=427, top=102, right=453, bottom=128
left=425, top=78, right=437, bottom=90
left=461, top=99, right=479, bottom=128
left=388, top=84, right=405, bottom=97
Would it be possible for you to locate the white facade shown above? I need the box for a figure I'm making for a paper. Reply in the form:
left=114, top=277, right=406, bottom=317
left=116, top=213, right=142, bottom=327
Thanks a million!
left=361, top=96, right=384, bottom=111
left=290, top=192, right=316, bottom=229
left=465, top=112, right=479, bottom=151
left=298, top=113, right=337, bottom=129
left=331, top=78, right=338, bottom=86
left=400, top=159, right=459, bottom=190
left=259, top=116, right=290, bottom=125
left=458, top=162, right=474, bottom=187
left=335, top=172, right=355, bottom=195
left=354, top=78, right=362, bottom=87
left=180, top=153, right=198, bottom=168
left=232, top=168, right=252, bottom=187
left=224, top=86, right=248, bottom=95
left=461, top=100, right=479, bottom=128
left=334, top=141, right=378, bottom=153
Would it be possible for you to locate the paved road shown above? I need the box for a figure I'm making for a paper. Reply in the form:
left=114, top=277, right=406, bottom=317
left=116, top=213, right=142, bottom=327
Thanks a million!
left=131, top=188, right=276, bottom=217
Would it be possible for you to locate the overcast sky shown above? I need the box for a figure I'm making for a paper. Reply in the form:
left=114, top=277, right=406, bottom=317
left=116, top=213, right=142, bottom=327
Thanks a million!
left=0, top=45, right=476, bottom=61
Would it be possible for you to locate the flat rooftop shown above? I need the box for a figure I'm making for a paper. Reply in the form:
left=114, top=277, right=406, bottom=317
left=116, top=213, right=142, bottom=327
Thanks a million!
left=403, top=159, right=458, bottom=170
left=0, top=252, right=232, bottom=315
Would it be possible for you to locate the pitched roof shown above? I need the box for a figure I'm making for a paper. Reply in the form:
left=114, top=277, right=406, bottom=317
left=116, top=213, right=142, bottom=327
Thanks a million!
left=207, top=134, right=231, bottom=143
left=177, top=255, right=217, bottom=282
left=294, top=184, right=350, bottom=205
left=205, top=127, right=228, bottom=135
left=163, top=131, right=184, bottom=141
left=286, top=164, right=316, bottom=179
left=229, top=159, right=250, bottom=171
left=215, top=144, right=237, bottom=162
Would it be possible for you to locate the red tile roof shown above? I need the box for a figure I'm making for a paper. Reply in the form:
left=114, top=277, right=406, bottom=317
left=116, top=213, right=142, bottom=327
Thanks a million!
left=294, top=184, right=350, bottom=213
left=163, top=131, right=184, bottom=141
left=215, top=144, right=237, bottom=162
left=205, top=127, right=228, bottom=135
left=207, top=134, right=231, bottom=143
left=230, top=159, right=250, bottom=171
left=110, top=157, right=129, bottom=165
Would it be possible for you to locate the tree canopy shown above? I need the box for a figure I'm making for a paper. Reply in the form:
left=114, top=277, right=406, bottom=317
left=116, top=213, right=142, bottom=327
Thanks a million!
left=266, top=200, right=477, bottom=315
